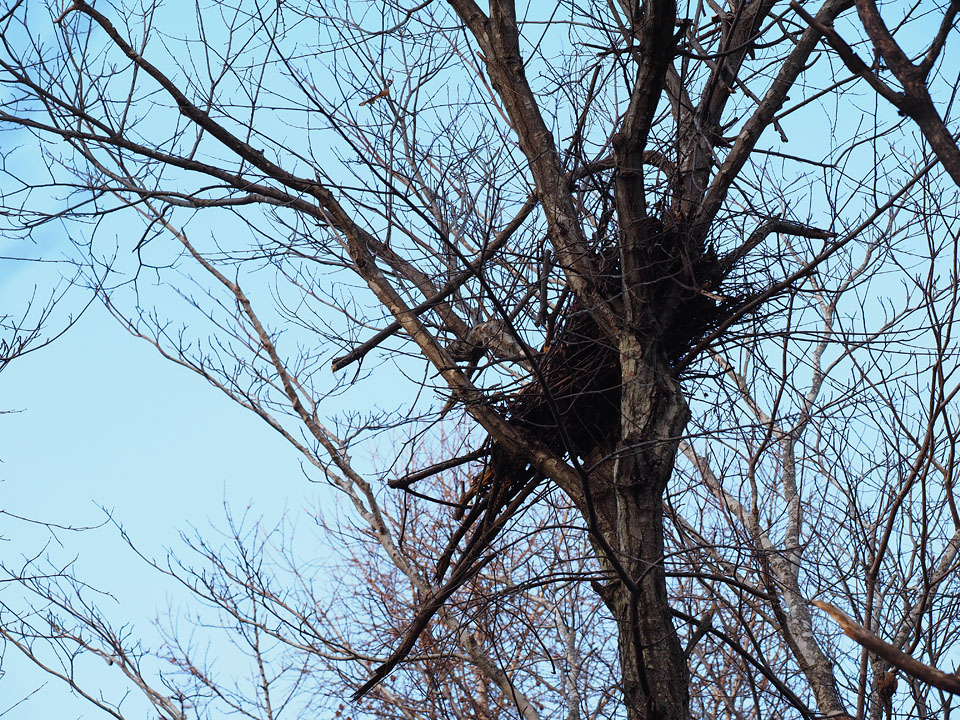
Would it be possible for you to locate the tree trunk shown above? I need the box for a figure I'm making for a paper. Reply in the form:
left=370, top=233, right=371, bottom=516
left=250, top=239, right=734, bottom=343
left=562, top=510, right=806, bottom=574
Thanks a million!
left=606, top=497, right=689, bottom=720
left=593, top=337, right=691, bottom=720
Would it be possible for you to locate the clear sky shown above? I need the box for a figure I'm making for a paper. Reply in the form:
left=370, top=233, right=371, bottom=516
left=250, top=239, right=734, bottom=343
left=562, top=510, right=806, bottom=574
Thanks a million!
left=0, top=294, right=314, bottom=717
left=0, top=5, right=406, bottom=710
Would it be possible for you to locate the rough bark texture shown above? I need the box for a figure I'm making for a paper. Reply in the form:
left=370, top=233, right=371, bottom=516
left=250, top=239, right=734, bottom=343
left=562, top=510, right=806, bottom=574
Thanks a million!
left=604, top=343, right=691, bottom=720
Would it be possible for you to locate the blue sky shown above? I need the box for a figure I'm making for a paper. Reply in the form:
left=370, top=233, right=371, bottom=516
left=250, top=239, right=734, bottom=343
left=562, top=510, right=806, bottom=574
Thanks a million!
left=0, top=5, right=414, bottom=708
left=0, top=295, right=313, bottom=717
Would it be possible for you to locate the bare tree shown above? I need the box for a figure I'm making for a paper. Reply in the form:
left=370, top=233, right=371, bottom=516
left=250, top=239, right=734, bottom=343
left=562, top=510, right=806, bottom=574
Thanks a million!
left=2, top=0, right=960, bottom=719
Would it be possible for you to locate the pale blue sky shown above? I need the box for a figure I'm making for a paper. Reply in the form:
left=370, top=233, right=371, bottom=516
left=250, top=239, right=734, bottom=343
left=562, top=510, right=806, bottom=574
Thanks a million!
left=0, top=295, right=315, bottom=717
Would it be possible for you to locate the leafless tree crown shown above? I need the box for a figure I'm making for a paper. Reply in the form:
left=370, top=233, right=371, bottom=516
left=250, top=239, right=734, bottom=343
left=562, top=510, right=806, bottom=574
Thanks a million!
left=2, top=1, right=960, bottom=719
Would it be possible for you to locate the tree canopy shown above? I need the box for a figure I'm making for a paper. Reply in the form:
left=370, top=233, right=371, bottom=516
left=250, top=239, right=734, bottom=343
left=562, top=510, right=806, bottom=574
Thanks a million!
left=2, top=1, right=960, bottom=719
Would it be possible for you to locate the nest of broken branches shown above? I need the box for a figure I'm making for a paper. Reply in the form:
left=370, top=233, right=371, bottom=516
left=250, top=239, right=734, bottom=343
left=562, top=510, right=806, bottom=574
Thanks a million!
left=438, top=215, right=739, bottom=580
left=502, top=215, right=730, bottom=466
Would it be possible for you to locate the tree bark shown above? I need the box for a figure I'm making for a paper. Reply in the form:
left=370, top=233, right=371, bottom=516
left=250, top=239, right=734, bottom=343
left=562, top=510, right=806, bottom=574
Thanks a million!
left=592, top=338, right=691, bottom=720
left=604, top=496, right=690, bottom=720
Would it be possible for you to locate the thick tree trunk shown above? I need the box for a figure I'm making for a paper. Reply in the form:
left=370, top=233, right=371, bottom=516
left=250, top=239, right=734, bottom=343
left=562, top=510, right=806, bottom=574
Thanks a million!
left=591, top=338, right=690, bottom=720
left=605, top=496, right=689, bottom=720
